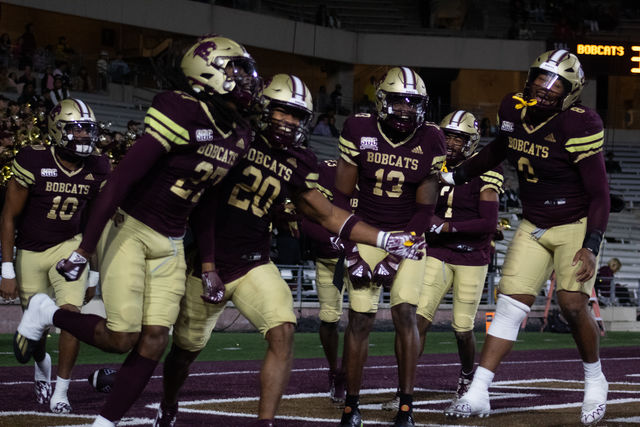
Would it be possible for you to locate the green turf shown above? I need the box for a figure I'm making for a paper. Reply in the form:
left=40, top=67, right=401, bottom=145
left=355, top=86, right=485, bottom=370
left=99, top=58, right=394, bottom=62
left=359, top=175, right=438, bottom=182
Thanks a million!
left=1, top=331, right=639, bottom=367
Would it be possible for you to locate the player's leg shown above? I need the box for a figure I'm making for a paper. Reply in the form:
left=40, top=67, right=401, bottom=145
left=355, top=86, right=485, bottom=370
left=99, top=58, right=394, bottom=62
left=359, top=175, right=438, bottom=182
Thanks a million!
left=316, top=257, right=346, bottom=402
left=446, top=220, right=552, bottom=418
left=451, top=263, right=489, bottom=399
left=159, top=273, right=227, bottom=426
left=387, top=249, right=426, bottom=426
left=552, top=218, right=607, bottom=425
left=232, top=262, right=297, bottom=423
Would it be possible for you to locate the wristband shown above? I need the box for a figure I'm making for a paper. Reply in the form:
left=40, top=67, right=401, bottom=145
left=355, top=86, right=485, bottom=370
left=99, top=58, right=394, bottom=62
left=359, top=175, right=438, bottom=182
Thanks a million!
left=376, top=231, right=389, bottom=249
left=88, top=270, right=99, bottom=288
left=582, top=230, right=603, bottom=256
left=338, top=214, right=361, bottom=240
left=1, top=262, right=15, bottom=279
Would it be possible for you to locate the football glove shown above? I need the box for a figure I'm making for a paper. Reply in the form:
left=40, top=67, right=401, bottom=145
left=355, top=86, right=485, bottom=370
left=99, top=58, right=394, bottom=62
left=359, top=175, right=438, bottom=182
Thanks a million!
left=201, top=270, right=225, bottom=304
left=329, top=236, right=345, bottom=252
left=372, top=254, right=401, bottom=290
left=345, top=243, right=371, bottom=289
left=56, top=251, right=88, bottom=282
left=379, top=231, right=426, bottom=260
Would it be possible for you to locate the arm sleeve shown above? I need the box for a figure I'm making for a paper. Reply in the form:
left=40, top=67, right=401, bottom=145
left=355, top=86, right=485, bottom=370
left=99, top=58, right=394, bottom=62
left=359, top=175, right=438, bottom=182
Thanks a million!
left=405, top=202, right=435, bottom=235
left=189, top=188, right=218, bottom=264
left=450, top=200, right=499, bottom=234
left=458, top=135, right=508, bottom=181
left=79, top=134, right=166, bottom=253
left=578, top=152, right=610, bottom=234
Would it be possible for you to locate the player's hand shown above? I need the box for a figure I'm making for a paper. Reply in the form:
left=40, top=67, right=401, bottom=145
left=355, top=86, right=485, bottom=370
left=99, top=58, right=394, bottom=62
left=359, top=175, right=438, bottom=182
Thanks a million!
left=0, top=277, right=18, bottom=300
left=372, top=254, right=401, bottom=290
left=84, top=286, right=96, bottom=305
left=345, top=243, right=371, bottom=289
left=381, top=231, right=426, bottom=260
left=572, top=248, right=596, bottom=283
left=201, top=270, right=225, bottom=304
left=56, top=251, right=89, bottom=282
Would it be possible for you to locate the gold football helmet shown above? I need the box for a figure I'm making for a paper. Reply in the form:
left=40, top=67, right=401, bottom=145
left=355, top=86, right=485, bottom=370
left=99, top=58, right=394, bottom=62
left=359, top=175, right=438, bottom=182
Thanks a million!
left=375, top=66, right=428, bottom=133
left=440, top=110, right=480, bottom=164
left=181, top=35, right=260, bottom=109
left=258, top=74, right=313, bottom=148
left=524, top=49, right=585, bottom=111
left=48, top=98, right=98, bottom=157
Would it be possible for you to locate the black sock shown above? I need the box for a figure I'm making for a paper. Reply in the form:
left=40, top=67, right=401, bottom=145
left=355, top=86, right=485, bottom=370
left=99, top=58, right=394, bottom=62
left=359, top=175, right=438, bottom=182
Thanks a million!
left=345, top=394, right=359, bottom=409
left=398, top=392, right=413, bottom=412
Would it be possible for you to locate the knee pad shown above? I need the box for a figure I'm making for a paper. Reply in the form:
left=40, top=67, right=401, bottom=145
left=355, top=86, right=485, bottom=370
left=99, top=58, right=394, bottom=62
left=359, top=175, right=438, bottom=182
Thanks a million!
left=488, top=294, right=530, bottom=341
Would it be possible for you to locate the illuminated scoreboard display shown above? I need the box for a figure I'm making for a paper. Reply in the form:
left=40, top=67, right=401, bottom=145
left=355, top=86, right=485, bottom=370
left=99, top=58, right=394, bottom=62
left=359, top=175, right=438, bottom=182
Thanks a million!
left=569, top=42, right=640, bottom=75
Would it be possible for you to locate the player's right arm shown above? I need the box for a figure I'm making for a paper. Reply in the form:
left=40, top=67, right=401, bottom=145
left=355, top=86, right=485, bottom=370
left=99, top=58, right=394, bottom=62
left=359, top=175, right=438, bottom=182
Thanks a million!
left=0, top=178, right=29, bottom=300
left=444, top=135, right=507, bottom=185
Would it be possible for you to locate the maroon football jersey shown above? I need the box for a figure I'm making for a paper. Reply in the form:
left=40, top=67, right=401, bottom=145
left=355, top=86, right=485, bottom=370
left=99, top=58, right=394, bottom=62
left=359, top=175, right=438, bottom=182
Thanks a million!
left=120, top=91, right=251, bottom=237
left=498, top=93, right=604, bottom=228
left=213, top=134, right=320, bottom=283
left=428, top=165, right=503, bottom=266
left=12, top=145, right=110, bottom=251
left=339, top=113, right=446, bottom=230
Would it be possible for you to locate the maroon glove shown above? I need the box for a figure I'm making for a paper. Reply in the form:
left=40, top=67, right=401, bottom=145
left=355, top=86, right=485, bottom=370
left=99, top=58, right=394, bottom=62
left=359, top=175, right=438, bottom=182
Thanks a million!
left=201, top=270, right=225, bottom=304
left=56, top=251, right=88, bottom=282
left=345, top=243, right=371, bottom=289
left=372, top=254, right=401, bottom=290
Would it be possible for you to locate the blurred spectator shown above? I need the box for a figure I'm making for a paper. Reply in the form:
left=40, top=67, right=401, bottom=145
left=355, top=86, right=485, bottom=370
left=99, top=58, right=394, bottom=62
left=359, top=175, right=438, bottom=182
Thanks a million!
left=127, top=120, right=142, bottom=138
left=72, top=66, right=94, bottom=92
left=17, top=82, right=40, bottom=106
left=0, top=130, right=14, bottom=155
left=364, top=75, right=377, bottom=103
left=96, top=51, right=109, bottom=92
left=595, top=258, right=622, bottom=303
left=623, top=99, right=634, bottom=128
left=6, top=71, right=22, bottom=94
left=315, top=85, right=330, bottom=114
left=0, top=33, right=11, bottom=68
left=0, top=67, right=19, bottom=93
left=46, top=76, right=71, bottom=109
left=17, top=23, right=36, bottom=68
left=330, top=83, right=348, bottom=115
left=480, top=117, right=492, bottom=137
left=355, top=93, right=375, bottom=114
left=17, top=65, right=37, bottom=91
left=328, top=9, right=341, bottom=29
left=312, top=114, right=334, bottom=137
left=109, top=52, right=131, bottom=84
left=55, top=36, right=75, bottom=63
left=40, top=66, right=56, bottom=94
left=604, top=151, right=622, bottom=174
left=53, top=61, right=72, bottom=88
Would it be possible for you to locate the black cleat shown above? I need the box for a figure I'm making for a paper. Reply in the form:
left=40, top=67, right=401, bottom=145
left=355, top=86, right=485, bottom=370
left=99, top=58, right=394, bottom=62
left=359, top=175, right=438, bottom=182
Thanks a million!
left=339, top=406, right=363, bottom=427
left=393, top=406, right=415, bottom=427
left=153, top=401, right=178, bottom=427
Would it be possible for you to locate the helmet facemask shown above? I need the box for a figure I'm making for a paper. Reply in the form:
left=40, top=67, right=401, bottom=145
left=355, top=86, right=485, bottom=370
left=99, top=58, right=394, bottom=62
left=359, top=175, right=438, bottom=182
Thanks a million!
left=263, top=101, right=312, bottom=149
left=523, top=69, right=570, bottom=112
left=220, top=57, right=262, bottom=112
left=58, top=121, right=99, bottom=157
left=378, top=92, right=427, bottom=133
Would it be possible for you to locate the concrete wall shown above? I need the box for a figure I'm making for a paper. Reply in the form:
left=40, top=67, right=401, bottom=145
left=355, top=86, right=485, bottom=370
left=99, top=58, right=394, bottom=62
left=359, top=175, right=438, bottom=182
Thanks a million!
left=4, top=0, right=544, bottom=71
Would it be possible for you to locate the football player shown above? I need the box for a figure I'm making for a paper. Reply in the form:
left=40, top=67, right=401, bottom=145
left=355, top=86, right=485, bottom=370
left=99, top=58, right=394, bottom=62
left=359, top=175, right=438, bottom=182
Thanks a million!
left=12, top=35, right=261, bottom=427
left=300, top=159, right=357, bottom=405
left=442, top=50, right=610, bottom=426
left=334, top=67, right=446, bottom=427
left=0, top=98, right=110, bottom=413
left=382, top=110, right=503, bottom=411
left=155, top=74, right=425, bottom=427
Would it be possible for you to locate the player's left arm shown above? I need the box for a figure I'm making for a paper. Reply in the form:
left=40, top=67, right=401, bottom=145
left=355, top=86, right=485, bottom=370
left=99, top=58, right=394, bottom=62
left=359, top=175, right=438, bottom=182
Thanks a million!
left=567, top=112, right=609, bottom=283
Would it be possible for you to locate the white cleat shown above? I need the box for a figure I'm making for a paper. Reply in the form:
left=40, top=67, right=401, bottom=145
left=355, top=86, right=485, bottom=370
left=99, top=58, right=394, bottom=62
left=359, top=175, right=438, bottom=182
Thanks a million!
left=14, top=294, right=57, bottom=364
left=444, top=390, right=490, bottom=418
left=581, top=374, right=608, bottom=426
left=50, top=397, right=72, bottom=414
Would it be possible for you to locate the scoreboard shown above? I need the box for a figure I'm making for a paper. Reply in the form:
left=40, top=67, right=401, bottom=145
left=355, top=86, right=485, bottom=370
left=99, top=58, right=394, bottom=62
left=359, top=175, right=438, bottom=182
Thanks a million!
left=569, top=42, right=640, bottom=75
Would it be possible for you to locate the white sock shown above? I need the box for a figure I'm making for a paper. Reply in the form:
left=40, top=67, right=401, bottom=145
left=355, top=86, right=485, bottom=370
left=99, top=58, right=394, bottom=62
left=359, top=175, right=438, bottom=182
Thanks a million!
left=92, top=415, right=116, bottom=427
left=584, top=360, right=603, bottom=381
left=34, top=353, right=51, bottom=382
left=467, top=366, right=495, bottom=395
left=51, top=376, right=70, bottom=401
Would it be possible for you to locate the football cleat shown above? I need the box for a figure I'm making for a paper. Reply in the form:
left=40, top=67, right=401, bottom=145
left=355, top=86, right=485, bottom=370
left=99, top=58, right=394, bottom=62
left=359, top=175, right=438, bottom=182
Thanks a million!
left=35, top=380, right=52, bottom=404
left=88, top=368, right=117, bottom=393
left=381, top=395, right=400, bottom=411
left=444, top=391, right=490, bottom=418
left=393, top=405, right=415, bottom=427
left=329, top=370, right=346, bottom=404
left=50, top=398, right=72, bottom=414
left=339, top=405, right=363, bottom=427
left=14, top=294, right=57, bottom=364
left=455, top=370, right=475, bottom=400
left=153, top=401, right=178, bottom=427
left=581, top=374, right=608, bottom=426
